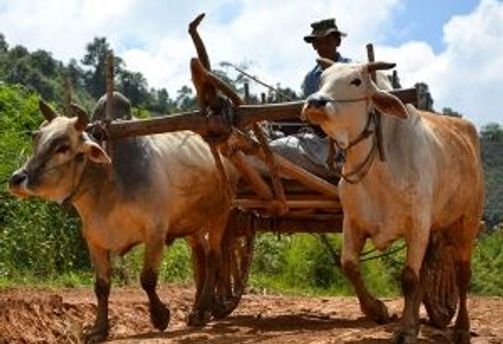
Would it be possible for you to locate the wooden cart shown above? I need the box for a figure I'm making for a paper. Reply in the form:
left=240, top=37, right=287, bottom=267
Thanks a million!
left=89, top=14, right=459, bottom=329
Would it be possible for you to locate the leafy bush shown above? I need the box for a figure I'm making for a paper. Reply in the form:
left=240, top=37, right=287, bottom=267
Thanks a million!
left=250, top=233, right=401, bottom=296
left=471, top=230, right=503, bottom=295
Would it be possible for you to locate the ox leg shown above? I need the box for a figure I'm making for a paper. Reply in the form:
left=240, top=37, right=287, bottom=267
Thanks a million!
left=187, top=216, right=228, bottom=327
left=84, top=243, right=111, bottom=344
left=141, top=237, right=170, bottom=331
left=341, top=225, right=390, bottom=324
left=452, top=221, right=477, bottom=344
left=187, top=235, right=207, bottom=310
left=453, top=260, right=471, bottom=344
left=393, top=229, right=429, bottom=344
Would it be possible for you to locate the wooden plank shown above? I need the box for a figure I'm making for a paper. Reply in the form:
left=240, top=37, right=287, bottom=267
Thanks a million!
left=253, top=215, right=343, bottom=233
left=234, top=101, right=304, bottom=127
left=106, top=112, right=222, bottom=139
left=252, top=123, right=287, bottom=212
left=256, top=151, right=340, bottom=198
left=103, top=88, right=417, bottom=140
left=233, top=199, right=340, bottom=209
left=228, top=151, right=273, bottom=200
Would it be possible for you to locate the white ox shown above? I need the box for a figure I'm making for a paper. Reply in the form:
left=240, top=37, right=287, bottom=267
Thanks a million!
left=8, top=93, right=238, bottom=343
left=302, top=60, right=484, bottom=344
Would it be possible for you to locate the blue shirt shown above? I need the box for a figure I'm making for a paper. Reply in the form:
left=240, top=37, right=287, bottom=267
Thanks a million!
left=302, top=53, right=351, bottom=97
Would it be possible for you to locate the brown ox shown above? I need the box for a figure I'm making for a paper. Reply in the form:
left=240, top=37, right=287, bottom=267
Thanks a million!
left=302, top=60, right=484, bottom=344
left=9, top=93, right=238, bottom=343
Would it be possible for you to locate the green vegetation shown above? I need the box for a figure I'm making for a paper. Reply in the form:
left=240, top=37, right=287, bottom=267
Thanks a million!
left=481, top=123, right=503, bottom=228
left=249, top=233, right=402, bottom=296
left=0, top=34, right=502, bottom=297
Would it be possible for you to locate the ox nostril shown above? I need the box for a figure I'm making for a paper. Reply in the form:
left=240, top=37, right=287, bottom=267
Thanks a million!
left=9, top=170, right=27, bottom=187
left=306, top=94, right=331, bottom=108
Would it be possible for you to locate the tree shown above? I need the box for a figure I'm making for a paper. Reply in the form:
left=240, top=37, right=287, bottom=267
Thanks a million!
left=81, top=37, right=123, bottom=98
left=442, top=107, right=462, bottom=118
left=8, top=45, right=29, bottom=60
left=481, top=123, right=503, bottom=141
left=29, top=50, right=58, bottom=77
left=66, top=58, right=86, bottom=90
left=175, top=85, right=197, bottom=111
left=0, top=33, right=8, bottom=52
left=152, top=88, right=174, bottom=114
left=117, top=69, right=148, bottom=106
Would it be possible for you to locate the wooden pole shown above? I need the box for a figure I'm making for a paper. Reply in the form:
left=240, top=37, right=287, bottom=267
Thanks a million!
left=228, top=151, right=274, bottom=200
left=252, top=215, right=343, bottom=234
left=232, top=199, right=340, bottom=209
left=101, top=89, right=415, bottom=140
left=244, top=82, right=250, bottom=104
left=62, top=75, right=72, bottom=117
left=366, top=43, right=386, bottom=162
left=252, top=123, right=287, bottom=213
left=105, top=50, right=114, bottom=156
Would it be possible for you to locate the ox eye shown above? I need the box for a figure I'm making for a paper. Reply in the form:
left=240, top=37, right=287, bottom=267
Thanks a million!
left=55, top=145, right=70, bottom=154
left=350, top=78, right=362, bottom=86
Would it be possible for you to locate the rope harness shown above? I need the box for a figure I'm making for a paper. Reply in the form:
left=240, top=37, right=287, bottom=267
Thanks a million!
left=324, top=97, right=379, bottom=184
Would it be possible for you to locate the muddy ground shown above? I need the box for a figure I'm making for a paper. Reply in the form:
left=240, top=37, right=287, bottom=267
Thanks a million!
left=0, top=286, right=501, bottom=343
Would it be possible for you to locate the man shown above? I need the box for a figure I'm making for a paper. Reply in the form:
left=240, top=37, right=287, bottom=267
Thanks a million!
left=302, top=18, right=350, bottom=97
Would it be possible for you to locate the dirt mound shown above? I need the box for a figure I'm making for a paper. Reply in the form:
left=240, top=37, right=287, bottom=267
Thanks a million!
left=1, top=286, right=501, bottom=343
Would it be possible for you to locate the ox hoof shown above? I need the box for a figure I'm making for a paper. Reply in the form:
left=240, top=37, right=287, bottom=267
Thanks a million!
left=186, top=309, right=212, bottom=327
left=453, top=329, right=471, bottom=344
left=82, top=325, right=108, bottom=344
left=362, top=299, right=391, bottom=324
left=212, top=298, right=237, bottom=319
left=150, top=302, right=170, bottom=331
left=392, top=329, right=418, bottom=344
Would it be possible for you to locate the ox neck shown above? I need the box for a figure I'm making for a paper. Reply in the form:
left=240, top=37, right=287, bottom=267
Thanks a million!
left=336, top=112, right=378, bottom=184
left=61, top=155, right=88, bottom=207
left=70, top=162, right=113, bottom=214
left=344, top=105, right=421, bottom=187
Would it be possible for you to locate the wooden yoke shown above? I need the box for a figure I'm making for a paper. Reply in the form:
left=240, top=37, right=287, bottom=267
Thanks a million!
left=189, top=13, right=287, bottom=213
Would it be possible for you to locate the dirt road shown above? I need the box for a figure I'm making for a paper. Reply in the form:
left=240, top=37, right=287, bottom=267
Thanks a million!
left=1, top=286, right=501, bottom=343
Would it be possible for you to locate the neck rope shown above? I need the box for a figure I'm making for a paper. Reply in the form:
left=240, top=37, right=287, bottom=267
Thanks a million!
left=327, top=96, right=379, bottom=184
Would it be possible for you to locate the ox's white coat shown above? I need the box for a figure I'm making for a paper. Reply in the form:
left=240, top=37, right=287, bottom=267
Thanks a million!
left=302, top=62, right=484, bottom=342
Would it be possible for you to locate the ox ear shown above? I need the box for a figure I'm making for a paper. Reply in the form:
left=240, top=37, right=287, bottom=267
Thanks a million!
left=81, top=139, right=111, bottom=164
left=371, top=90, right=408, bottom=119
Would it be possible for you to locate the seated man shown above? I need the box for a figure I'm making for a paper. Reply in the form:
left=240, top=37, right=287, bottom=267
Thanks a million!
left=254, top=18, right=352, bottom=180
left=302, top=18, right=350, bottom=97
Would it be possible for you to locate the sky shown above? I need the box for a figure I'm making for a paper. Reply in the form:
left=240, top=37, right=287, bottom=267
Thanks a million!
left=0, top=0, right=501, bottom=126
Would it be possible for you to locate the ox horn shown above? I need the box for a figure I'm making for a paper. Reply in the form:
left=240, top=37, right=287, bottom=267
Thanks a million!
left=316, top=58, right=335, bottom=70
left=39, top=99, right=59, bottom=121
left=366, top=61, right=396, bottom=72
left=205, top=71, right=244, bottom=106
left=70, top=103, right=89, bottom=131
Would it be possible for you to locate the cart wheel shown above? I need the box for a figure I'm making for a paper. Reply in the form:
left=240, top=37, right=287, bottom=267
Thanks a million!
left=421, top=232, right=459, bottom=329
left=212, top=209, right=255, bottom=319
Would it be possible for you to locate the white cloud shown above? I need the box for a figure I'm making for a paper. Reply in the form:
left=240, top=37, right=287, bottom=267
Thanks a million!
left=116, top=0, right=401, bottom=97
left=377, top=0, right=503, bottom=126
left=0, top=0, right=501, bottom=126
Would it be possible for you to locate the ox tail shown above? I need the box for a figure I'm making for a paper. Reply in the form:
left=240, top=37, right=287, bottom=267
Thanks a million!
left=420, top=232, right=459, bottom=329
